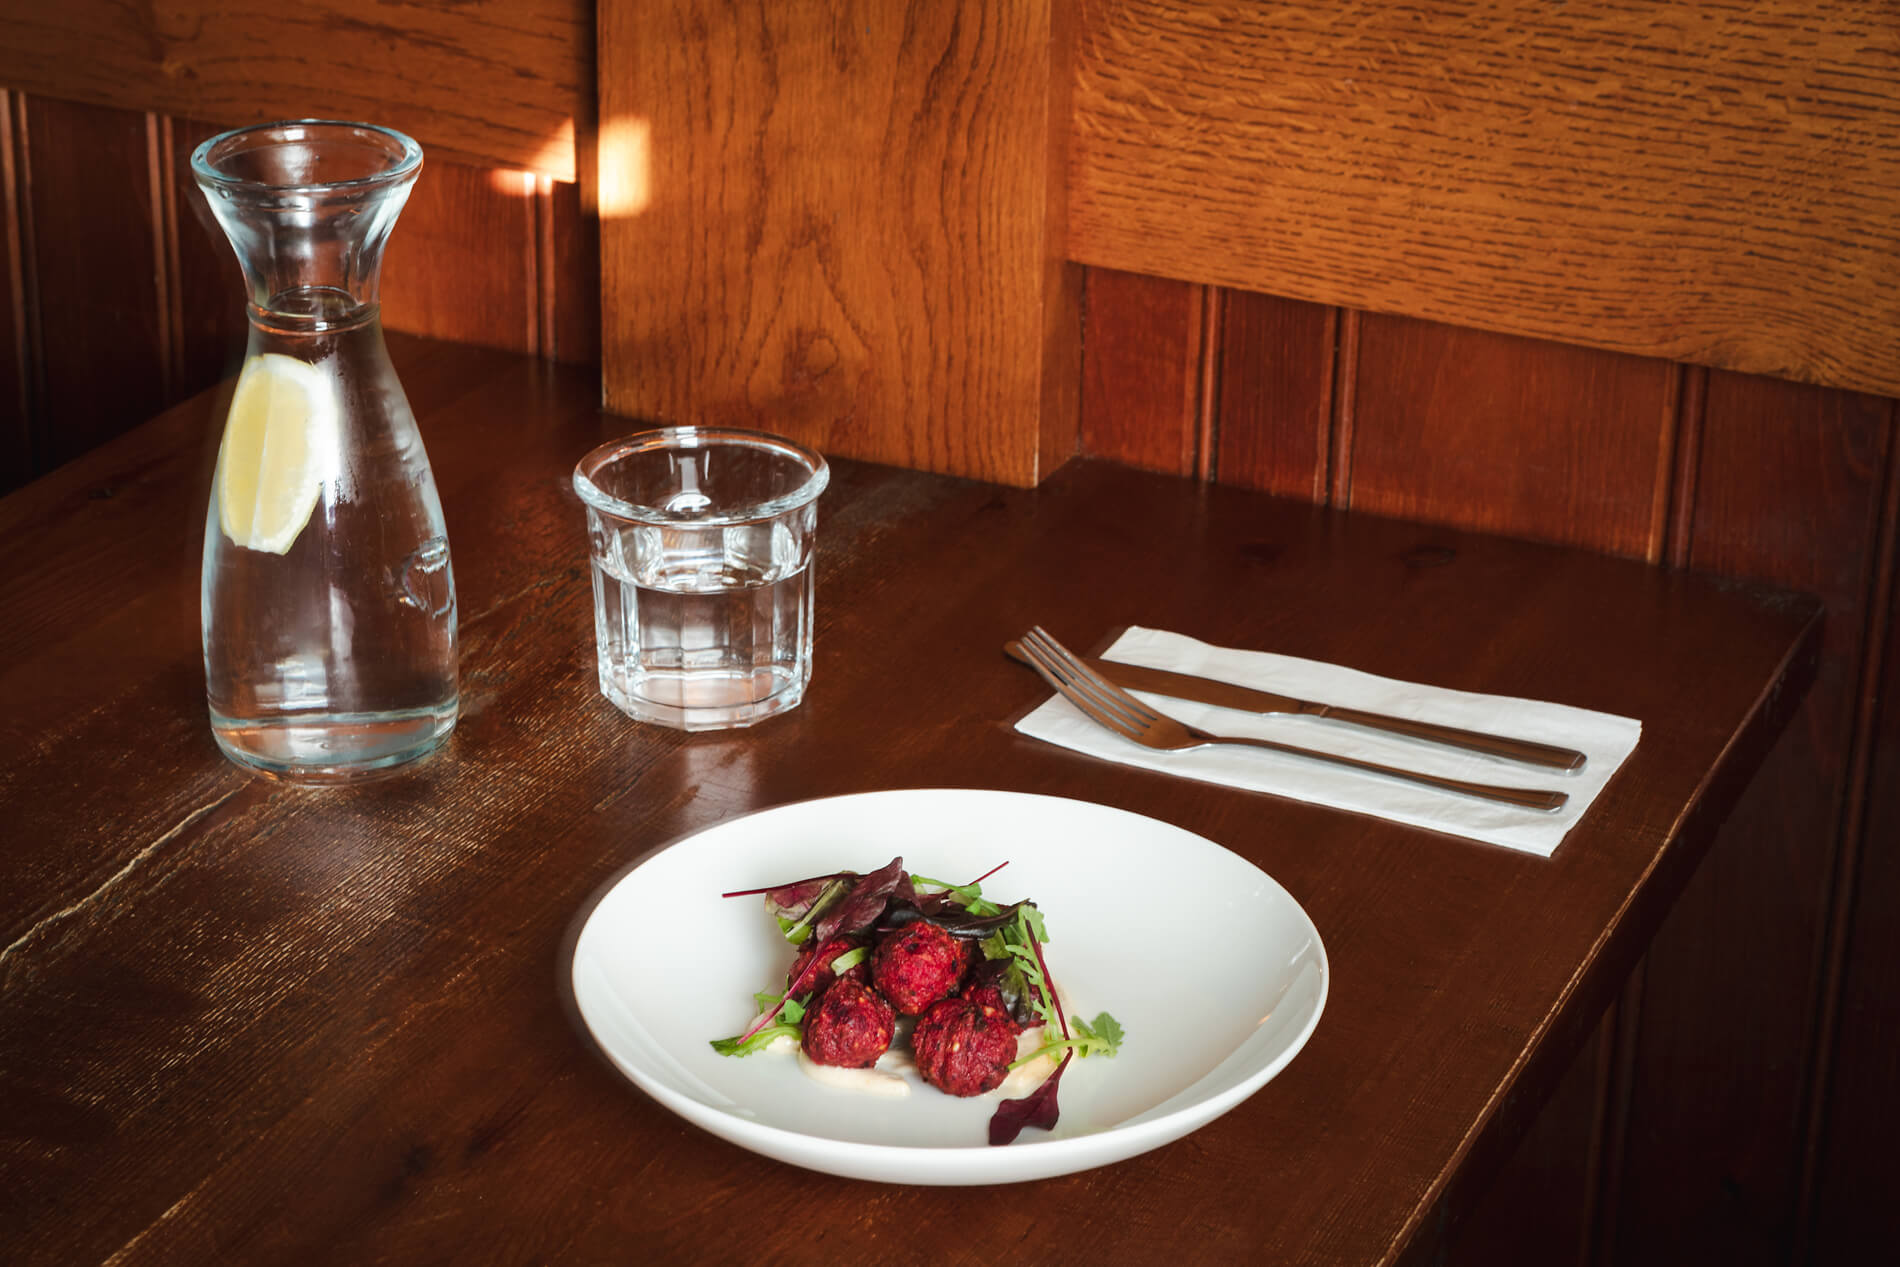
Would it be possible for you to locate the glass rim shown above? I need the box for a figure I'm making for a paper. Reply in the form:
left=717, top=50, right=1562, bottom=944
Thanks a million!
left=572, top=426, right=830, bottom=526
left=191, top=119, right=424, bottom=196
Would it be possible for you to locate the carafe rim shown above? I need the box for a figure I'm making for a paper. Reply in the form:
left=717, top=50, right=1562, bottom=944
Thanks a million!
left=191, top=119, right=423, bottom=198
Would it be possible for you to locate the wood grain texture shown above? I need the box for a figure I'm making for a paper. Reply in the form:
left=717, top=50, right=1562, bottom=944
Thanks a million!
left=0, top=91, right=27, bottom=491
left=168, top=118, right=250, bottom=395
left=382, top=163, right=539, bottom=357
left=1070, top=0, right=1900, bottom=398
left=0, top=337, right=1823, bottom=1264
left=0, top=95, right=601, bottom=503
left=598, top=0, right=1080, bottom=485
left=1342, top=314, right=1676, bottom=557
left=18, top=96, right=169, bottom=472
left=543, top=176, right=601, bottom=367
left=1612, top=371, right=1893, bottom=1265
left=1212, top=289, right=1336, bottom=500
left=1806, top=433, right=1900, bottom=1261
left=1078, top=267, right=1203, bottom=475
left=0, top=1, right=590, bottom=179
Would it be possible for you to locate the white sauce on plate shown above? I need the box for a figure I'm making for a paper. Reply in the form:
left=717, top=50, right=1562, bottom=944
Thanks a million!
left=795, top=1044, right=913, bottom=1097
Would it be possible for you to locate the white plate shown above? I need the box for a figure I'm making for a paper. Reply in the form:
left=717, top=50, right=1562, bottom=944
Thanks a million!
left=569, top=789, right=1328, bottom=1185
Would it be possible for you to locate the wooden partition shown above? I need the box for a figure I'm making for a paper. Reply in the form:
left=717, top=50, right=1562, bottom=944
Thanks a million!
left=596, top=1, right=1080, bottom=484
left=594, top=0, right=1900, bottom=484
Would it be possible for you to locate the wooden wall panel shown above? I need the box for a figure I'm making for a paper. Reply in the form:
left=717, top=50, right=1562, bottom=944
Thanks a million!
left=1611, top=376, right=1893, bottom=1265
left=1807, top=443, right=1900, bottom=1260
left=544, top=176, right=601, bottom=368
left=1344, top=315, right=1675, bottom=558
left=1078, top=268, right=1203, bottom=476
left=19, top=96, right=168, bottom=472
left=383, top=165, right=540, bottom=358
left=1211, top=291, right=1335, bottom=501
left=0, top=96, right=600, bottom=500
left=169, top=119, right=250, bottom=391
left=598, top=0, right=1080, bottom=486
left=1070, top=0, right=1900, bottom=400
left=0, top=1, right=591, bottom=180
left=1, top=91, right=28, bottom=490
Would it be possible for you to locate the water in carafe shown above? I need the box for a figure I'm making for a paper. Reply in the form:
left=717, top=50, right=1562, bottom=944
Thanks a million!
left=193, top=121, right=457, bottom=781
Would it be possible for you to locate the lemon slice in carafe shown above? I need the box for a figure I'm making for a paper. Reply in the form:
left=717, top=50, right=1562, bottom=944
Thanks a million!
left=216, top=353, right=336, bottom=555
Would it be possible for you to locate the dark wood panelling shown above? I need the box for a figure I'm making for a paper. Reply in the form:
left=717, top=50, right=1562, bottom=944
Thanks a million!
left=19, top=96, right=169, bottom=473
left=1611, top=376, right=1894, bottom=1265
left=1211, top=290, right=1335, bottom=499
left=0, top=96, right=599, bottom=498
left=1078, top=268, right=1203, bottom=475
left=1807, top=437, right=1900, bottom=1260
left=1345, top=314, right=1675, bottom=558
left=1, top=90, right=28, bottom=490
left=168, top=118, right=249, bottom=395
left=543, top=175, right=600, bottom=368
left=382, top=163, right=539, bottom=357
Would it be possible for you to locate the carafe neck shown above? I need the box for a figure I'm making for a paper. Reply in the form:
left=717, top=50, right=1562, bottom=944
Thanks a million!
left=194, top=121, right=421, bottom=329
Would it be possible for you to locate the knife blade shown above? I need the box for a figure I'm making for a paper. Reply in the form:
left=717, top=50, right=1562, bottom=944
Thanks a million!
left=1010, top=645, right=1587, bottom=772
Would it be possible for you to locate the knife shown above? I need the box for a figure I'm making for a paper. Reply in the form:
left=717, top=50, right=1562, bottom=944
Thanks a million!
left=1009, top=646, right=1587, bottom=772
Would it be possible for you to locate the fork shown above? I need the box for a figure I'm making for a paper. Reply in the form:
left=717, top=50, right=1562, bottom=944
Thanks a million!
left=1013, top=627, right=1568, bottom=813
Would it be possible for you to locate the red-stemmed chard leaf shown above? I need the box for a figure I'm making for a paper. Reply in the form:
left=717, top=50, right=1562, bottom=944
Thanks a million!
left=812, top=856, right=905, bottom=941
left=730, top=944, right=832, bottom=1046
left=989, top=912, right=1072, bottom=1145
left=722, top=871, right=854, bottom=922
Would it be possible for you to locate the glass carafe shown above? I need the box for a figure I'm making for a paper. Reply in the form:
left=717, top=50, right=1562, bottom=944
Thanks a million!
left=192, top=120, right=457, bottom=781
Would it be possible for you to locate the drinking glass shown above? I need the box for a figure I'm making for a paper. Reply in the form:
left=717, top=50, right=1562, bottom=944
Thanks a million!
left=573, top=428, right=829, bottom=730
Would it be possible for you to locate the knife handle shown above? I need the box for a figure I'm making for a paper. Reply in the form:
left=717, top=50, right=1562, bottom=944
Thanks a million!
left=1195, top=731, right=1569, bottom=812
left=1317, top=705, right=1587, bottom=772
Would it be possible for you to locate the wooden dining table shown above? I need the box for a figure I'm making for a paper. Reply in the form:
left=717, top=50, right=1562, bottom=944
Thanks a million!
left=1, top=334, right=1821, bottom=1265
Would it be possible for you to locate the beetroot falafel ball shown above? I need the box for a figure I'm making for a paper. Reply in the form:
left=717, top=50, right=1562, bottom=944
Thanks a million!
left=912, top=984, right=1023, bottom=1097
left=871, top=920, right=971, bottom=1015
left=801, top=978, right=895, bottom=1068
left=788, top=933, right=868, bottom=997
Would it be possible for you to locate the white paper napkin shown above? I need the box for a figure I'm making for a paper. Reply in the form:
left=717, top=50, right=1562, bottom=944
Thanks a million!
left=1015, top=627, right=1642, bottom=856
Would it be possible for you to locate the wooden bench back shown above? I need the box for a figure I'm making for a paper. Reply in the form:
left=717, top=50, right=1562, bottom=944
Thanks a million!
left=6, top=1, right=1896, bottom=484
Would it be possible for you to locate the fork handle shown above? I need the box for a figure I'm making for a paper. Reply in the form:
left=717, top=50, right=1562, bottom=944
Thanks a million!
left=1203, top=730, right=1569, bottom=812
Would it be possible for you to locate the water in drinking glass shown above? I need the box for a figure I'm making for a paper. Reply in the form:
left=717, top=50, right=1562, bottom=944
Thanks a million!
left=574, top=429, right=828, bottom=731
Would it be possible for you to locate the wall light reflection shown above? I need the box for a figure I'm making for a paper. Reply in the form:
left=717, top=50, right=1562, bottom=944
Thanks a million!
left=598, top=116, right=653, bottom=219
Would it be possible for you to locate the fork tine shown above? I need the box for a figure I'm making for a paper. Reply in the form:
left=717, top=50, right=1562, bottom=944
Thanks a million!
left=1015, top=634, right=1147, bottom=742
left=1020, top=629, right=1149, bottom=730
left=1024, top=627, right=1162, bottom=726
